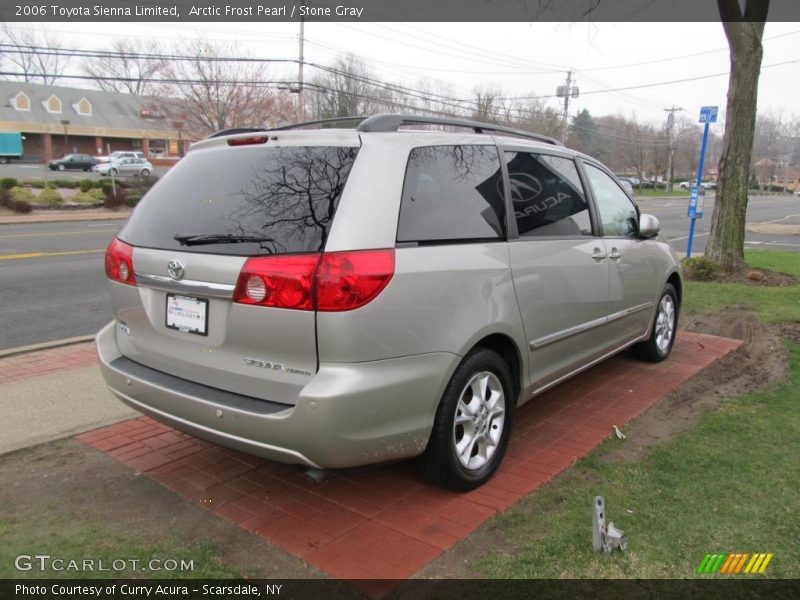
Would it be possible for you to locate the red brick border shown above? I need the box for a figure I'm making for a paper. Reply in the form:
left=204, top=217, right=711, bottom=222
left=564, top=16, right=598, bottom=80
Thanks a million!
left=0, top=342, right=96, bottom=384
left=77, top=331, right=741, bottom=583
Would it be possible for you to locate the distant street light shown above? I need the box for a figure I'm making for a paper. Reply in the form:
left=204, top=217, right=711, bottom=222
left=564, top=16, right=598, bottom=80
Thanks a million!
left=60, top=119, right=70, bottom=156
left=172, top=120, right=185, bottom=157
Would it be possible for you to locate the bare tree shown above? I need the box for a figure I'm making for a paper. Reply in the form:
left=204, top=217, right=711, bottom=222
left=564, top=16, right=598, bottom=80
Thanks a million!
left=0, top=24, right=64, bottom=84
left=705, top=0, right=770, bottom=271
left=164, top=37, right=294, bottom=136
left=82, top=39, right=167, bottom=95
left=306, top=54, right=393, bottom=119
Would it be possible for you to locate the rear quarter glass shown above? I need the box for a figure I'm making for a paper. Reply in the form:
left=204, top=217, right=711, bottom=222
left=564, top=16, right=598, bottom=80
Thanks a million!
left=118, top=145, right=359, bottom=256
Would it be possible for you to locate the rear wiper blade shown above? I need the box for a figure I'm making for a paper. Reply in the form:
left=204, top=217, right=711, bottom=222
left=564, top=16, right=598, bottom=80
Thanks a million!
left=173, top=233, right=274, bottom=247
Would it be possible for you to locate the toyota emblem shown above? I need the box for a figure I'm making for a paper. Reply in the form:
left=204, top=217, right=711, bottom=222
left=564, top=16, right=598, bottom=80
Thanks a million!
left=167, top=259, right=185, bottom=280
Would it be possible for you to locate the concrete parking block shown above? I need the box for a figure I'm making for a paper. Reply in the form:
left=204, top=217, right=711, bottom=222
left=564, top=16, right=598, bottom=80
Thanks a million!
left=76, top=331, right=741, bottom=583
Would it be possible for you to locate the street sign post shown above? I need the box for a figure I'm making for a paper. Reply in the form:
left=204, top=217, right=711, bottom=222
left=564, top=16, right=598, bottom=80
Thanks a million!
left=687, top=106, right=717, bottom=257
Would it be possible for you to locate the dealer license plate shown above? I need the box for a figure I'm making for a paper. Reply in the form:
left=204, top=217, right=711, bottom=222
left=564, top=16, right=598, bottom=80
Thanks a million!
left=165, top=294, right=208, bottom=336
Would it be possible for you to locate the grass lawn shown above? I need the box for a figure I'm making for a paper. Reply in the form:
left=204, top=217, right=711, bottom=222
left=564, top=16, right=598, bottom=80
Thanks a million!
left=476, top=250, right=800, bottom=578
left=0, top=512, right=243, bottom=579
left=683, top=251, right=800, bottom=323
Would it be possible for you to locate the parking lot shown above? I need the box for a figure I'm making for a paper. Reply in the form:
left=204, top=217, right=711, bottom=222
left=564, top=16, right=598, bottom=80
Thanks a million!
left=0, top=161, right=172, bottom=182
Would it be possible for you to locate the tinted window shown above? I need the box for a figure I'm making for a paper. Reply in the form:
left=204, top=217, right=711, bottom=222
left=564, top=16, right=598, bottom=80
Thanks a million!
left=584, top=163, right=639, bottom=237
left=504, top=152, right=591, bottom=237
left=397, top=145, right=505, bottom=243
left=119, top=145, right=359, bottom=256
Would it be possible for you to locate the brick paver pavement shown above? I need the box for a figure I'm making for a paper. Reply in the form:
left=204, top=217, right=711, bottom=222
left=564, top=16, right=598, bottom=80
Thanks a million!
left=74, top=331, right=742, bottom=587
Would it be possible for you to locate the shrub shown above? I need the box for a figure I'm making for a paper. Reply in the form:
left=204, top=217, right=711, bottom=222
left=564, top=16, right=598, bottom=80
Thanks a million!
left=53, top=179, right=79, bottom=189
left=37, top=188, right=63, bottom=204
left=27, top=179, right=47, bottom=189
left=72, top=188, right=105, bottom=204
left=78, top=178, right=97, bottom=193
left=11, top=199, right=32, bottom=214
left=1, top=177, right=18, bottom=190
left=1, top=190, right=32, bottom=213
left=682, top=256, right=719, bottom=282
left=103, top=187, right=127, bottom=209
left=10, top=186, right=36, bottom=203
left=125, top=192, right=144, bottom=207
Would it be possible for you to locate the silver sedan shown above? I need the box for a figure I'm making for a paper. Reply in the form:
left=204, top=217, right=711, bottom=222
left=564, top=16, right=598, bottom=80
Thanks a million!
left=95, top=158, right=153, bottom=177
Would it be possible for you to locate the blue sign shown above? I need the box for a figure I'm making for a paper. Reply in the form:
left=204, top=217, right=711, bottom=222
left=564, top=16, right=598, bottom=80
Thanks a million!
left=699, top=106, right=718, bottom=124
left=688, top=186, right=705, bottom=219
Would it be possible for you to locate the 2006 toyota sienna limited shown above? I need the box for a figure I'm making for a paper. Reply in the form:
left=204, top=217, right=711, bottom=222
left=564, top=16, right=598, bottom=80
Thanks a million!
left=97, top=114, right=682, bottom=490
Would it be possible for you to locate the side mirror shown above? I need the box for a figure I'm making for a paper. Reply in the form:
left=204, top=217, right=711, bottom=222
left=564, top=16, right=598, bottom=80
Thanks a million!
left=639, top=213, right=661, bottom=238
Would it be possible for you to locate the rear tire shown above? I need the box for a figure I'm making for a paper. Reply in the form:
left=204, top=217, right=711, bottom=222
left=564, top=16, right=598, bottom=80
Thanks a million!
left=423, top=348, right=515, bottom=491
left=632, top=284, right=678, bottom=363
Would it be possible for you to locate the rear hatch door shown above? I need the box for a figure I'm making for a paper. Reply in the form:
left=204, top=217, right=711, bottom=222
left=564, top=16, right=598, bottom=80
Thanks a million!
left=111, top=133, right=361, bottom=405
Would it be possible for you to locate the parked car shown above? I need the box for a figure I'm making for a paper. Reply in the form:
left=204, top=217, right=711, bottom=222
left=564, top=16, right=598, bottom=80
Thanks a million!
left=96, top=151, right=146, bottom=164
left=47, top=154, right=99, bottom=171
left=794, top=188, right=800, bottom=196
left=679, top=181, right=716, bottom=190
left=95, top=157, right=153, bottom=177
left=619, top=179, right=634, bottom=195
left=97, top=114, right=682, bottom=490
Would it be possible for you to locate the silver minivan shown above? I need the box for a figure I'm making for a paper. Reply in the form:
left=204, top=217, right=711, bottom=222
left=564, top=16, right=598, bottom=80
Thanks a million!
left=97, top=115, right=682, bottom=490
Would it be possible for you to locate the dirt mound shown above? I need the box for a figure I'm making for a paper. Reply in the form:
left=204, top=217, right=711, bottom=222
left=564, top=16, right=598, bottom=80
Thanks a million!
left=602, top=308, right=788, bottom=463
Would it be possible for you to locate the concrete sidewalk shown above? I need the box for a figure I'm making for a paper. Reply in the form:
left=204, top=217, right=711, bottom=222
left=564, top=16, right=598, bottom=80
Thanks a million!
left=0, top=342, right=136, bottom=455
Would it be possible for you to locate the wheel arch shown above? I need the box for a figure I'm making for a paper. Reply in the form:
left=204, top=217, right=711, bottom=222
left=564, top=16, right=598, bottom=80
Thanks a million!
left=470, top=333, right=523, bottom=404
left=666, top=270, right=682, bottom=312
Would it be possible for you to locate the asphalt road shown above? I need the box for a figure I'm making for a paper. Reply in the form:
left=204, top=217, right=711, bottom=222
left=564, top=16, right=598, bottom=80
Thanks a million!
left=0, top=219, right=125, bottom=350
left=0, top=193, right=797, bottom=350
left=639, top=193, right=800, bottom=254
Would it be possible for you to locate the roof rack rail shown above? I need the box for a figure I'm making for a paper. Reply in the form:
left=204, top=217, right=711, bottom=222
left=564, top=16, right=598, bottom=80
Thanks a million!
left=208, top=127, right=267, bottom=139
left=270, top=116, right=368, bottom=131
left=357, top=113, right=563, bottom=146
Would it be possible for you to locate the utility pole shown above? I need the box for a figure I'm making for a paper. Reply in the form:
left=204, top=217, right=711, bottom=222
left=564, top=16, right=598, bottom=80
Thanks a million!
left=664, top=106, right=683, bottom=192
left=556, top=70, right=579, bottom=144
left=297, top=17, right=305, bottom=122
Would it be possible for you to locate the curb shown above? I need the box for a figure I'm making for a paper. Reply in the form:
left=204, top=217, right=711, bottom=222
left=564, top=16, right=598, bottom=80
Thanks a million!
left=0, top=212, right=130, bottom=225
left=0, top=335, right=95, bottom=358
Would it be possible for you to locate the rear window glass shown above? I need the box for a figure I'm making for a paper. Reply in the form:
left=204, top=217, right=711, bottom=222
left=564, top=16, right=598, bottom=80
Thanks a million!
left=119, top=145, right=359, bottom=256
left=397, top=145, right=505, bottom=243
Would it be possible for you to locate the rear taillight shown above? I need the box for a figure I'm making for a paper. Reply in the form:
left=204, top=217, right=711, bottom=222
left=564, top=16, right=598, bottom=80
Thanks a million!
left=105, top=238, right=136, bottom=286
left=232, top=249, right=394, bottom=312
left=233, top=254, right=320, bottom=310
left=316, top=250, right=395, bottom=311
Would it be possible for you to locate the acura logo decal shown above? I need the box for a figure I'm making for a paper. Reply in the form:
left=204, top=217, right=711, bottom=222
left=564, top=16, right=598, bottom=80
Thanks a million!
left=167, top=259, right=185, bottom=280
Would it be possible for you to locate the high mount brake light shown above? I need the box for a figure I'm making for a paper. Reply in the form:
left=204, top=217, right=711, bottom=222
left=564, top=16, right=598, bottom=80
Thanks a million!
left=105, top=238, right=136, bottom=286
left=233, top=249, right=394, bottom=312
left=227, top=136, right=269, bottom=146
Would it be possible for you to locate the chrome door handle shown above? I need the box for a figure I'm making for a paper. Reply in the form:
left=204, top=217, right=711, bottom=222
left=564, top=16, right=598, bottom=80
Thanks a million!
left=591, top=248, right=607, bottom=261
left=608, top=249, right=622, bottom=261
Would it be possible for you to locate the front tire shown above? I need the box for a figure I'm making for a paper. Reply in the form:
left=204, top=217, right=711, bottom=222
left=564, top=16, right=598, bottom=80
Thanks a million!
left=57, top=164, right=66, bottom=171
left=423, top=348, right=515, bottom=491
left=109, top=168, right=118, bottom=176
left=633, top=284, right=678, bottom=362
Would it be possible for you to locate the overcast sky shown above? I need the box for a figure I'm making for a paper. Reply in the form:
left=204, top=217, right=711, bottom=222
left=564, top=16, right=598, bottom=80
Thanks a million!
left=11, top=20, right=800, bottom=127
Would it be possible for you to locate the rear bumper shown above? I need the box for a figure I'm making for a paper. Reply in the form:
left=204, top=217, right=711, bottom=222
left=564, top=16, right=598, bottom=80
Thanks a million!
left=96, top=321, right=458, bottom=469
